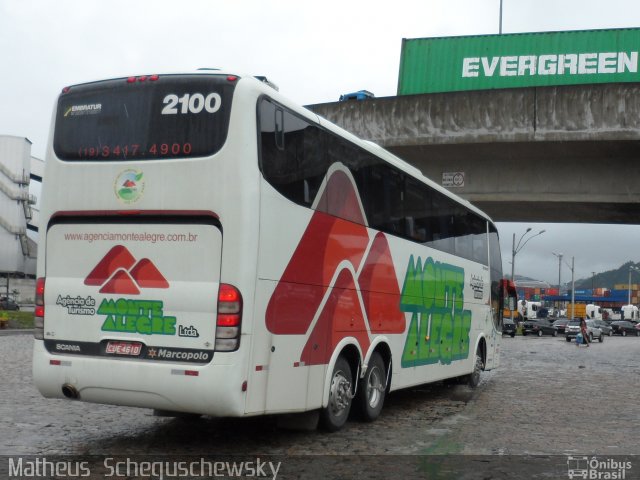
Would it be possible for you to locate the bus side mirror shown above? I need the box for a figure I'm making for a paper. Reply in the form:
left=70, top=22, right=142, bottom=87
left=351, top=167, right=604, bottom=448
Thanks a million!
left=501, top=279, right=517, bottom=311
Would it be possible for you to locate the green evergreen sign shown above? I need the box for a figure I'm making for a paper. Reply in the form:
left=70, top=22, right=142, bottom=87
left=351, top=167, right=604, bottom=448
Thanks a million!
left=398, top=28, right=640, bottom=95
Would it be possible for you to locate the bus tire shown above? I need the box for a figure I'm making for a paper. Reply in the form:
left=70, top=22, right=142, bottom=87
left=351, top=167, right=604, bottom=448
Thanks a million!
left=320, top=355, right=353, bottom=432
left=356, top=351, right=386, bottom=422
left=467, top=352, right=484, bottom=389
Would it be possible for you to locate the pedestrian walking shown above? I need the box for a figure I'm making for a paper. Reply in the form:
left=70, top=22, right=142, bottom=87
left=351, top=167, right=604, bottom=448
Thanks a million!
left=580, top=318, right=590, bottom=347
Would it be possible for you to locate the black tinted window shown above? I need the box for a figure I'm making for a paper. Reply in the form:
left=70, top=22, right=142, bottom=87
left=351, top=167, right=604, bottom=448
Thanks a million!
left=54, top=75, right=236, bottom=160
left=259, top=101, right=327, bottom=206
left=259, top=98, right=491, bottom=265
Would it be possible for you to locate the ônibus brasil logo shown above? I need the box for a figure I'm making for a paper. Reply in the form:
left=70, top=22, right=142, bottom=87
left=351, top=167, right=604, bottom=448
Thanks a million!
left=85, top=246, right=175, bottom=335
left=114, top=169, right=145, bottom=204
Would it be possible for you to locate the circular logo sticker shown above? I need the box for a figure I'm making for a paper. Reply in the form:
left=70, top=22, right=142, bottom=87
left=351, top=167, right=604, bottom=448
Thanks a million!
left=114, top=169, right=145, bottom=204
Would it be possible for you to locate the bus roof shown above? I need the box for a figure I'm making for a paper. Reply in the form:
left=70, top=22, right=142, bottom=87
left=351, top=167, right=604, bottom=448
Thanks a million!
left=56, top=69, right=494, bottom=226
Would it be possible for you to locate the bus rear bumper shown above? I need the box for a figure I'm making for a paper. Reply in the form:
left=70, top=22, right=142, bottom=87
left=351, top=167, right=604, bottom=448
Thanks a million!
left=32, top=340, right=247, bottom=417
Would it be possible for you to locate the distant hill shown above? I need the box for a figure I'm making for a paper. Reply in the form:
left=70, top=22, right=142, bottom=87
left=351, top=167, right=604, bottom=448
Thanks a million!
left=574, top=261, right=640, bottom=290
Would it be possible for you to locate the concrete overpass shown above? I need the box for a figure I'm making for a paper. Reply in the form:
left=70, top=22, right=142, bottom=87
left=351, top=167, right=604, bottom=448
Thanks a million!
left=308, top=83, right=640, bottom=224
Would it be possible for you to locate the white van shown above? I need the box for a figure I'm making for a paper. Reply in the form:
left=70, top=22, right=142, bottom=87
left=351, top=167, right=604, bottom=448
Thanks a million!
left=621, top=305, right=639, bottom=321
left=518, top=300, right=541, bottom=320
left=586, top=304, right=602, bottom=320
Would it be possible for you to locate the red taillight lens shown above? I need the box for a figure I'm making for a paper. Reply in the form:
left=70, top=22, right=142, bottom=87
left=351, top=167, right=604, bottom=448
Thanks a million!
left=218, top=283, right=240, bottom=303
left=126, top=75, right=159, bottom=83
left=36, top=277, right=45, bottom=304
left=34, top=277, right=45, bottom=340
left=217, top=314, right=241, bottom=327
left=218, top=283, right=241, bottom=314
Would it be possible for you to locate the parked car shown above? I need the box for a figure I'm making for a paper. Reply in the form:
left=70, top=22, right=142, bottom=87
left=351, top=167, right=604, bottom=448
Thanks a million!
left=536, top=307, right=549, bottom=319
left=339, top=90, right=375, bottom=101
left=610, top=321, right=640, bottom=337
left=606, top=310, right=622, bottom=321
left=565, top=320, right=603, bottom=343
left=593, top=319, right=613, bottom=336
left=0, top=297, right=19, bottom=311
left=502, top=318, right=516, bottom=337
left=552, top=318, right=570, bottom=334
left=522, top=319, right=557, bottom=337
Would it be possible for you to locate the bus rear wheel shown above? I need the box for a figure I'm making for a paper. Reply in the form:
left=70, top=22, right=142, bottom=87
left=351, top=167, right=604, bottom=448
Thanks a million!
left=466, top=351, right=484, bottom=389
left=320, top=356, right=353, bottom=432
left=356, top=351, right=386, bottom=422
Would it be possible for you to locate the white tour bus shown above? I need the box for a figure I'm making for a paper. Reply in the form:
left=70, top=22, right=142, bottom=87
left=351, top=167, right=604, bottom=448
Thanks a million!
left=33, top=71, right=516, bottom=431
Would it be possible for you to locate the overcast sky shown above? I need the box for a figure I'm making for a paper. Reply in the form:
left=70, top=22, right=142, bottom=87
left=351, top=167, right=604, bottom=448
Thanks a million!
left=2, top=0, right=640, bottom=285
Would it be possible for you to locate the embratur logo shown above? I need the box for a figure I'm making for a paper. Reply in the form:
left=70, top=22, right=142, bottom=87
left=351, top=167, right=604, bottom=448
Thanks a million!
left=63, top=103, right=102, bottom=117
left=84, top=245, right=169, bottom=295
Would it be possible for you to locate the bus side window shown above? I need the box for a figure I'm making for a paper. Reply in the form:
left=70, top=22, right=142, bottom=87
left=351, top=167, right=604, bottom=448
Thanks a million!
left=259, top=99, right=328, bottom=209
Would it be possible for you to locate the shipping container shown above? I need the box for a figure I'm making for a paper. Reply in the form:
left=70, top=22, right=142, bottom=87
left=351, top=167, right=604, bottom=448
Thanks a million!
left=566, top=303, right=587, bottom=319
left=398, top=28, right=640, bottom=95
left=573, top=289, right=592, bottom=296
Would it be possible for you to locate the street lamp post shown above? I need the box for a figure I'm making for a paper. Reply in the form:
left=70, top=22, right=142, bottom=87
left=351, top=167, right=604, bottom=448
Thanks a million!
left=627, top=265, right=640, bottom=305
left=570, top=257, right=575, bottom=314
left=552, top=252, right=563, bottom=315
left=510, top=228, right=546, bottom=323
left=560, top=256, right=576, bottom=318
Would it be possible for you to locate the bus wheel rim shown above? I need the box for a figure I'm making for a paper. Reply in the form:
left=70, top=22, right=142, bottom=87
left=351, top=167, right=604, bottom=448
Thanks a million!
left=329, top=369, right=351, bottom=415
left=366, top=365, right=383, bottom=409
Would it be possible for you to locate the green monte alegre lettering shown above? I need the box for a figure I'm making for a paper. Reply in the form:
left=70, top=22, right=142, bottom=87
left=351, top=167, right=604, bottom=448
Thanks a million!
left=98, top=298, right=176, bottom=335
left=400, top=255, right=472, bottom=367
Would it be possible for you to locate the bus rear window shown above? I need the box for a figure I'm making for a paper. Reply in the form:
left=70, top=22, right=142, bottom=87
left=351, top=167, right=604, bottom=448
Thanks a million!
left=53, top=75, right=236, bottom=161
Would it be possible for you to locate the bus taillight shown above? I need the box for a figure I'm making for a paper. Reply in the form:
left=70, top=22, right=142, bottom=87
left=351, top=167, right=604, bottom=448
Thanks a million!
left=34, top=277, right=45, bottom=340
left=215, top=284, right=242, bottom=351
left=126, top=75, right=160, bottom=84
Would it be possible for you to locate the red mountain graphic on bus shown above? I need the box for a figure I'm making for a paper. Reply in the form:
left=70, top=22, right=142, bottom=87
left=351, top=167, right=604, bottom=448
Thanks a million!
left=122, top=180, right=137, bottom=188
left=266, top=165, right=405, bottom=366
left=84, top=245, right=169, bottom=295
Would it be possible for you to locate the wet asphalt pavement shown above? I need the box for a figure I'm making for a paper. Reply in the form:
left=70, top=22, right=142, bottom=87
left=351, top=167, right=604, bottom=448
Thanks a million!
left=2, top=332, right=639, bottom=478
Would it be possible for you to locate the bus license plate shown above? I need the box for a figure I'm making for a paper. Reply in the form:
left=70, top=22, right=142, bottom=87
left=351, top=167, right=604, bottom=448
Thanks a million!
left=106, top=341, right=143, bottom=356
